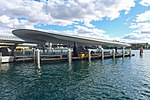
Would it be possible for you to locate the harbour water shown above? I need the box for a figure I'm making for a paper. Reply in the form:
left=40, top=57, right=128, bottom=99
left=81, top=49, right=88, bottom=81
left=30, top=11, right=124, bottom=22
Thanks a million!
left=0, top=50, right=150, bottom=99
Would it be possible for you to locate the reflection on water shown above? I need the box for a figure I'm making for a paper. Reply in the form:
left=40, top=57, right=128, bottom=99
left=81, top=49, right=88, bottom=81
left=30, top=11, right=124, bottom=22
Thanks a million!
left=0, top=63, right=11, bottom=72
left=0, top=50, right=150, bottom=99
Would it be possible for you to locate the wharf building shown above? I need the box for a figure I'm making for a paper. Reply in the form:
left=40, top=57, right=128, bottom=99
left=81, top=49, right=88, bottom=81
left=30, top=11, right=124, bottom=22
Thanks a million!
left=0, top=29, right=132, bottom=63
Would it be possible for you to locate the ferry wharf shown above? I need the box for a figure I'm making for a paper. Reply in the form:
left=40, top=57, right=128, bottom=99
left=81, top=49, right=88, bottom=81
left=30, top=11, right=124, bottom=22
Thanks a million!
left=14, top=48, right=135, bottom=64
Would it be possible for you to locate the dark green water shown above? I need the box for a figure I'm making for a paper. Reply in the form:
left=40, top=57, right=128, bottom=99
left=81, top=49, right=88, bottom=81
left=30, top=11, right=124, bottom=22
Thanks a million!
left=0, top=50, right=150, bottom=100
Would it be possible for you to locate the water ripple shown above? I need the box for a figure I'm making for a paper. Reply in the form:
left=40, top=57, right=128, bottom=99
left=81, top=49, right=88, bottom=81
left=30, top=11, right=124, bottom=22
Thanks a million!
left=1, top=50, right=150, bottom=99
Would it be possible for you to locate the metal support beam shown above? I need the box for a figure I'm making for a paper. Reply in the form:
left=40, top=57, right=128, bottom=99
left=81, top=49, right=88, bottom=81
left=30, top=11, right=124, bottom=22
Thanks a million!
left=73, top=42, right=78, bottom=57
left=8, top=43, right=18, bottom=56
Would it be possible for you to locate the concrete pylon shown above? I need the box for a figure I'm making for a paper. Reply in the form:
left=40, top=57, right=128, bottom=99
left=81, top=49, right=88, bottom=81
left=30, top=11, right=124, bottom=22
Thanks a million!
left=68, top=48, right=72, bottom=64
left=0, top=52, right=2, bottom=67
left=22, top=48, right=25, bottom=55
left=33, top=48, right=36, bottom=63
left=35, top=49, right=41, bottom=69
left=88, top=49, right=91, bottom=61
left=129, top=48, right=132, bottom=57
left=112, top=49, right=115, bottom=59
left=122, top=47, right=125, bottom=58
left=101, top=48, right=104, bottom=60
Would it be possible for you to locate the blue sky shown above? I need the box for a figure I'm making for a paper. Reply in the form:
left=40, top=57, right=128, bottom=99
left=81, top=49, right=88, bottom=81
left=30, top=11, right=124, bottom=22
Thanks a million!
left=0, top=0, right=150, bottom=43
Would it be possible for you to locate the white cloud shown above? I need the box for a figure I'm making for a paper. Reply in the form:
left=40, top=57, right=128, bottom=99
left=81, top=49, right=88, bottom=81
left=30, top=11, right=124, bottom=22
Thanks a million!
left=0, top=0, right=135, bottom=26
left=44, top=25, right=111, bottom=40
left=129, top=10, right=150, bottom=33
left=0, top=0, right=136, bottom=40
left=130, top=22, right=150, bottom=32
left=126, top=9, right=150, bottom=43
left=46, top=0, right=135, bottom=26
left=0, top=0, right=51, bottom=23
left=73, top=25, right=107, bottom=38
left=136, top=10, right=150, bottom=22
left=0, top=15, right=10, bottom=23
left=0, top=15, right=35, bottom=29
left=121, top=32, right=150, bottom=43
left=140, top=0, right=150, bottom=6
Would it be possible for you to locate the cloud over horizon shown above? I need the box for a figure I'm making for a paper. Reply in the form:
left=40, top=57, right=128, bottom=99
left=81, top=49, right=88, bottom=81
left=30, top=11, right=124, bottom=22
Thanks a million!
left=121, top=0, right=150, bottom=43
left=0, top=0, right=150, bottom=43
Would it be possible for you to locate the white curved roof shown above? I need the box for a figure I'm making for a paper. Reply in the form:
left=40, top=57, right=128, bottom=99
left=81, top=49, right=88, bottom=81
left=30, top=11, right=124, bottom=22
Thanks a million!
left=12, top=29, right=130, bottom=47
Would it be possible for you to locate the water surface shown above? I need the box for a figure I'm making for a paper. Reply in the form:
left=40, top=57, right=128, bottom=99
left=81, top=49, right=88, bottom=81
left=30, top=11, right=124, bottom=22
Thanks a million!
left=0, top=50, right=150, bottom=99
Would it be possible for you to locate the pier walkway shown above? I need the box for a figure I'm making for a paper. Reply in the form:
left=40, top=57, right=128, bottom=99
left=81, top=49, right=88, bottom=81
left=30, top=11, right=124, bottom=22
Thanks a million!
left=14, top=53, right=135, bottom=63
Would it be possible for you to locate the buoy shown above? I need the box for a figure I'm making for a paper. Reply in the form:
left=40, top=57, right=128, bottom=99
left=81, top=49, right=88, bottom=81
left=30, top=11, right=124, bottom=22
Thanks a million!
left=81, top=54, right=85, bottom=59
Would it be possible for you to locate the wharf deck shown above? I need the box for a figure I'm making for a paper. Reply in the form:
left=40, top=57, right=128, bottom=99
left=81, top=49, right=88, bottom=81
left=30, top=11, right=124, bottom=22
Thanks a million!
left=14, top=54, right=135, bottom=63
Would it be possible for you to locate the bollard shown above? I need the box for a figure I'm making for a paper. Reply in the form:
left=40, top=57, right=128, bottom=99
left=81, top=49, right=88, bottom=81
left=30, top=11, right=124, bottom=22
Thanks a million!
left=129, top=48, right=132, bottom=57
left=122, top=47, right=125, bottom=58
left=0, top=52, right=2, bottom=67
left=68, top=49, right=72, bottom=64
left=101, top=48, right=104, bottom=60
left=88, top=49, right=91, bottom=61
left=112, top=49, right=115, bottom=59
left=35, top=49, right=41, bottom=69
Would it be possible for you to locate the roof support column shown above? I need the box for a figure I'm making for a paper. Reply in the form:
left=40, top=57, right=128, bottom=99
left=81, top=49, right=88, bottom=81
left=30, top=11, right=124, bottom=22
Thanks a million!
left=73, top=42, right=78, bottom=57
left=8, top=43, right=18, bottom=56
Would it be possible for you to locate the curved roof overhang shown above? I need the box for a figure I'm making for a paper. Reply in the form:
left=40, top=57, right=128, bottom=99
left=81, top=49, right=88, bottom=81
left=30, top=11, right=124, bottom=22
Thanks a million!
left=12, top=29, right=131, bottom=47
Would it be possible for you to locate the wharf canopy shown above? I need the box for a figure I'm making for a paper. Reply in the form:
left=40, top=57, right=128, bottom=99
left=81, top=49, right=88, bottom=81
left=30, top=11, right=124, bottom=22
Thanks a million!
left=12, top=29, right=130, bottom=47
